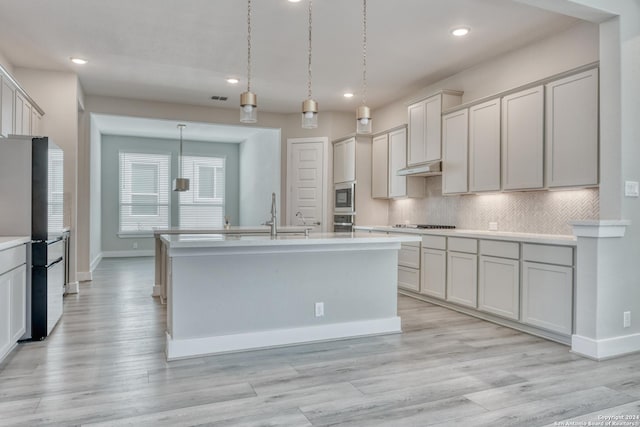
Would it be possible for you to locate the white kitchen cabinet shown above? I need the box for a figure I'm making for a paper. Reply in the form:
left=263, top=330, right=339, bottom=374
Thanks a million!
left=522, top=261, right=573, bottom=335
left=446, top=238, right=478, bottom=308
left=389, top=127, right=408, bottom=198
left=469, top=99, right=501, bottom=192
left=421, top=248, right=446, bottom=299
left=1, top=77, right=15, bottom=137
left=398, top=265, right=420, bottom=292
left=0, top=242, right=27, bottom=363
left=407, top=91, right=462, bottom=166
left=501, top=86, right=544, bottom=190
left=478, top=256, right=519, bottom=320
left=0, top=271, right=11, bottom=360
left=398, top=240, right=421, bottom=292
left=333, top=137, right=356, bottom=184
left=442, top=109, right=469, bottom=194
left=371, top=133, right=389, bottom=198
left=10, top=265, right=26, bottom=342
left=545, top=68, right=598, bottom=188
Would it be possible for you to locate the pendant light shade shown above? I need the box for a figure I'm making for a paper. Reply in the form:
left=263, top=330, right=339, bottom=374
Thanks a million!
left=240, top=0, right=257, bottom=123
left=301, top=0, right=318, bottom=129
left=356, top=0, right=372, bottom=134
left=173, top=124, right=190, bottom=192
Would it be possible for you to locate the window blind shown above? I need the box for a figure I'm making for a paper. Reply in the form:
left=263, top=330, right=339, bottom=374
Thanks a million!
left=119, top=151, right=170, bottom=232
left=178, top=155, right=225, bottom=228
left=47, top=147, right=64, bottom=233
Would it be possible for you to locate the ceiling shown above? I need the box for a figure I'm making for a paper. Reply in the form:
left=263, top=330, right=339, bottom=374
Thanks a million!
left=0, top=0, right=579, bottom=114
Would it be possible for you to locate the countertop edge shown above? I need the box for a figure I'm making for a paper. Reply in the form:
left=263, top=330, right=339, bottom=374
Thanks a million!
left=0, top=236, right=31, bottom=251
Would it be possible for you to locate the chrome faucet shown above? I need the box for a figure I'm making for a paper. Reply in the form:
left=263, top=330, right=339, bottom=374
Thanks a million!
left=268, top=192, right=277, bottom=236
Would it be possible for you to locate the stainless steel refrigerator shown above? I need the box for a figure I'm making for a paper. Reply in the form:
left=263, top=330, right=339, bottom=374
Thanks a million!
left=0, top=135, right=65, bottom=340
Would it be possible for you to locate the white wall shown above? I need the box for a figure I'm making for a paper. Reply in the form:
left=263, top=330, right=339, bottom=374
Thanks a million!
left=13, top=68, right=79, bottom=285
left=239, top=129, right=281, bottom=226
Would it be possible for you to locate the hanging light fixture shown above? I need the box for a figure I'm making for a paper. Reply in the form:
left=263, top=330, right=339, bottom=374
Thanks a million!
left=356, top=0, right=372, bottom=134
left=240, top=0, right=257, bottom=123
left=173, top=124, right=190, bottom=192
left=301, top=0, right=318, bottom=129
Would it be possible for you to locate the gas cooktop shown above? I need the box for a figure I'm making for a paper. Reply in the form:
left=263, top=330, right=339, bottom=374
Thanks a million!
left=393, top=224, right=456, bottom=229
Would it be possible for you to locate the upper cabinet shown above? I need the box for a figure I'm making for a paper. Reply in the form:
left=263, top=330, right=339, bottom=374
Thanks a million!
left=501, top=86, right=544, bottom=191
left=469, top=99, right=501, bottom=192
left=371, top=133, right=389, bottom=199
left=442, top=109, right=469, bottom=194
left=0, top=65, right=44, bottom=138
left=0, top=77, right=15, bottom=138
left=333, top=137, right=356, bottom=184
left=545, top=68, right=599, bottom=188
left=388, top=127, right=408, bottom=198
left=408, top=91, right=462, bottom=166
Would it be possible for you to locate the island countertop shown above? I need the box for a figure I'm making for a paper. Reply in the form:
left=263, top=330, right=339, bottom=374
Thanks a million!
left=152, top=225, right=311, bottom=236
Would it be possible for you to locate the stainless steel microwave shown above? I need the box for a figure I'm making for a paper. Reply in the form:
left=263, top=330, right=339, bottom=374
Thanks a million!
left=334, top=182, right=355, bottom=213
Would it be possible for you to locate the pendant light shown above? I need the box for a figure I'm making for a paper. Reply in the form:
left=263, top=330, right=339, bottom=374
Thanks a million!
left=356, top=0, right=372, bottom=134
left=173, top=124, right=189, bottom=192
left=301, top=0, right=318, bottom=129
left=240, top=0, right=257, bottom=123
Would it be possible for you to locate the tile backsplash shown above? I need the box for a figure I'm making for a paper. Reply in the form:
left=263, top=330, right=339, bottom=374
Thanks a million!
left=388, top=176, right=599, bottom=235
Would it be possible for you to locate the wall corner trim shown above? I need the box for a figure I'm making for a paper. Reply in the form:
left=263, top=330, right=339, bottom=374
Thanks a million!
left=572, top=333, right=640, bottom=360
left=77, top=271, right=92, bottom=282
left=570, top=220, right=630, bottom=238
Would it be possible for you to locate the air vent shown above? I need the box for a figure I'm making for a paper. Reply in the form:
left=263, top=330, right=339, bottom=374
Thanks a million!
left=210, top=96, right=228, bottom=101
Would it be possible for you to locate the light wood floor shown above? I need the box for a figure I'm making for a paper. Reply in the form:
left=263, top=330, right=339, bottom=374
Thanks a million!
left=1, top=257, right=639, bottom=426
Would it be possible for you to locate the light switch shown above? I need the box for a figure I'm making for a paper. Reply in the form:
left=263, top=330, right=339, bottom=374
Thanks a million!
left=625, top=181, right=639, bottom=197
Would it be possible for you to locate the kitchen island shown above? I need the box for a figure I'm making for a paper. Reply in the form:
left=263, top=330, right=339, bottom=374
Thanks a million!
left=159, top=231, right=420, bottom=360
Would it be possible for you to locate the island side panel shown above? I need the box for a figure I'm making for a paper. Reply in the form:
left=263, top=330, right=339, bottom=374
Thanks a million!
left=167, top=247, right=399, bottom=357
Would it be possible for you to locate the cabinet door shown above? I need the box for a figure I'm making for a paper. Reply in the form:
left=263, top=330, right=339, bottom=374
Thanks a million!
left=398, top=265, right=420, bottom=292
left=10, top=265, right=26, bottom=342
left=478, top=256, right=519, bottom=320
left=371, top=134, right=389, bottom=198
left=408, top=100, right=426, bottom=166
left=0, top=270, right=11, bottom=359
left=1, top=78, right=16, bottom=137
left=502, top=86, right=544, bottom=190
left=469, top=99, right=501, bottom=192
left=388, top=127, right=407, bottom=198
left=546, top=68, right=598, bottom=188
left=442, top=109, right=468, bottom=194
left=421, top=248, right=446, bottom=299
left=343, top=137, right=356, bottom=183
left=522, top=261, right=573, bottom=335
left=446, top=252, right=478, bottom=308
left=424, top=94, right=443, bottom=162
left=333, top=141, right=345, bottom=184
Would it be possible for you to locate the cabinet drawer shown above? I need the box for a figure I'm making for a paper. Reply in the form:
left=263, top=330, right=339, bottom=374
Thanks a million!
left=448, top=237, right=477, bottom=254
left=398, top=265, right=420, bottom=292
left=422, top=235, right=446, bottom=250
left=480, top=240, right=519, bottom=259
left=522, top=244, right=573, bottom=266
left=0, top=244, right=26, bottom=275
left=398, top=243, right=421, bottom=268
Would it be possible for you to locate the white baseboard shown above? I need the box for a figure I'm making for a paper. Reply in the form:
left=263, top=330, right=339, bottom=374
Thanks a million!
left=572, top=333, right=640, bottom=360
left=65, top=281, right=79, bottom=294
left=90, top=253, right=103, bottom=272
left=166, top=316, right=402, bottom=360
left=77, top=271, right=92, bottom=282
left=102, top=250, right=154, bottom=258
left=152, top=285, right=162, bottom=297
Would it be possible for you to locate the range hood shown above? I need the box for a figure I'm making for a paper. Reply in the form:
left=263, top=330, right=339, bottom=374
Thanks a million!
left=396, top=160, right=442, bottom=177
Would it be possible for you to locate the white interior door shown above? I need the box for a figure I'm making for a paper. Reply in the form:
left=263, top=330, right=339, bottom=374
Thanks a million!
left=286, top=138, right=328, bottom=232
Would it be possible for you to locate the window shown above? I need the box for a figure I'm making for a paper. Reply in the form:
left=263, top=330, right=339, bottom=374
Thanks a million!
left=179, top=156, right=225, bottom=228
left=119, top=152, right=170, bottom=232
left=48, top=147, right=64, bottom=233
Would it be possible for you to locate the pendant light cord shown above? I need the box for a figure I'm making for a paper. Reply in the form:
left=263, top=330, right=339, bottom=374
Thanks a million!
left=178, top=124, right=185, bottom=178
left=307, top=0, right=313, bottom=100
left=362, top=0, right=367, bottom=106
left=247, top=0, right=252, bottom=93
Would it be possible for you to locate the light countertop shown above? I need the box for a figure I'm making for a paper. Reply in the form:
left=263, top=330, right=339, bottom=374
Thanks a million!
left=0, top=236, right=30, bottom=251
left=160, top=231, right=421, bottom=249
left=354, top=226, right=577, bottom=246
left=153, top=226, right=311, bottom=235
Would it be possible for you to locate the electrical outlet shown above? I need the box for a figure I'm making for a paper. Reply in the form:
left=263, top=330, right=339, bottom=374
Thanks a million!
left=489, top=222, right=498, bottom=231
left=315, top=302, right=324, bottom=317
left=133, top=242, right=138, bottom=249
left=625, top=181, right=639, bottom=197
left=624, top=311, right=631, bottom=328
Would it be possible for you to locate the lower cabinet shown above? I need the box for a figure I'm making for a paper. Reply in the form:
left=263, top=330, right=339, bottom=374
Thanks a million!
left=0, top=271, right=11, bottom=359
left=478, top=255, right=519, bottom=320
left=522, top=261, right=573, bottom=335
left=398, top=265, right=420, bottom=292
left=10, top=265, right=26, bottom=343
left=0, top=243, right=27, bottom=363
left=446, top=251, right=477, bottom=308
left=398, top=241, right=421, bottom=292
left=420, top=248, right=446, bottom=299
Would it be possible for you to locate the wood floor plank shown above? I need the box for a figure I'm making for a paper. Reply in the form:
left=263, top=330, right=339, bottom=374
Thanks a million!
left=0, top=257, right=638, bottom=426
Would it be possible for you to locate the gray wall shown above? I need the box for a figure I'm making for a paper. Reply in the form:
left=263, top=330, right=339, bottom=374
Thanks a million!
left=101, top=134, right=239, bottom=253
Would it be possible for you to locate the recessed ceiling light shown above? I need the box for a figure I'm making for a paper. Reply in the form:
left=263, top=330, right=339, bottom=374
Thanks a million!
left=288, top=0, right=302, bottom=2
left=226, top=78, right=239, bottom=84
left=343, top=92, right=354, bottom=98
left=70, top=57, right=88, bottom=65
left=451, top=27, right=470, bottom=37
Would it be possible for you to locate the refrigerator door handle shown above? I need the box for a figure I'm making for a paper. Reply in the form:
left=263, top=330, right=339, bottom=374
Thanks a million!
left=45, top=257, right=64, bottom=269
